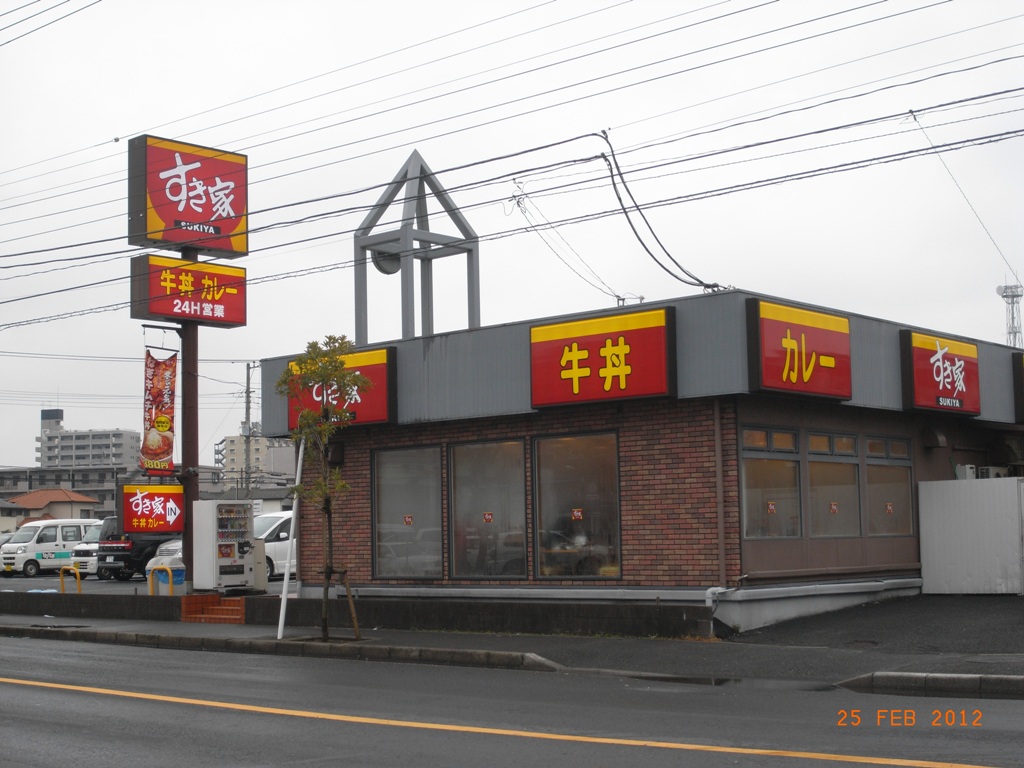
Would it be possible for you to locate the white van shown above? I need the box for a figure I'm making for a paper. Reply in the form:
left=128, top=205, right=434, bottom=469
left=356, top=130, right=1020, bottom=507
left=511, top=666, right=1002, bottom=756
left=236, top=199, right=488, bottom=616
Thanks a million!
left=254, top=511, right=297, bottom=579
left=0, top=519, right=100, bottom=577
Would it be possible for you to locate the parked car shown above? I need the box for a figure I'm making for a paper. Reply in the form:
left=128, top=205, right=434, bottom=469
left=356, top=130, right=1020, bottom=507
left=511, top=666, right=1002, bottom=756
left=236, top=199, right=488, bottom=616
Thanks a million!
left=1, top=519, right=100, bottom=577
left=71, top=519, right=107, bottom=577
left=0, top=531, right=14, bottom=549
left=96, top=515, right=176, bottom=581
left=143, top=512, right=296, bottom=581
left=254, top=511, right=296, bottom=579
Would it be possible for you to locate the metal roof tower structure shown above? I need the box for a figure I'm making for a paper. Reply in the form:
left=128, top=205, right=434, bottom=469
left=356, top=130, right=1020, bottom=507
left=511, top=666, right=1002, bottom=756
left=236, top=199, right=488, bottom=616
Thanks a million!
left=353, top=150, right=480, bottom=345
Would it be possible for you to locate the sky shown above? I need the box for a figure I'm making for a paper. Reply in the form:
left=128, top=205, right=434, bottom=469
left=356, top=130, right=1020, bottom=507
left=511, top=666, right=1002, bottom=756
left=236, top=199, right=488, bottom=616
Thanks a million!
left=1, top=0, right=1023, bottom=470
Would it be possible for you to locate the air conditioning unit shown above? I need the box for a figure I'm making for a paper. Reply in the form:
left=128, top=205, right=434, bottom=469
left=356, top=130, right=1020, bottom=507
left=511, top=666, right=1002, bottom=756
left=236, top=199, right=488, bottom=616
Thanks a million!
left=955, top=464, right=976, bottom=480
left=977, top=466, right=1008, bottom=479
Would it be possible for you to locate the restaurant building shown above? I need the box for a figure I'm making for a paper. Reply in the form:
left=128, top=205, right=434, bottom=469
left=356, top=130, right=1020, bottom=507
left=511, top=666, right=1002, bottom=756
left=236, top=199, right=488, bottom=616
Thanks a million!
left=261, top=289, right=1023, bottom=631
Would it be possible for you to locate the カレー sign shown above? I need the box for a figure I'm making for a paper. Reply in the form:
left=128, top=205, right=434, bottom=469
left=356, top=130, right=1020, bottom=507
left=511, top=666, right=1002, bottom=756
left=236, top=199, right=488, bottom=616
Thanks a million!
left=127, top=135, right=248, bottom=257
left=122, top=484, right=185, bottom=533
left=530, top=308, right=675, bottom=407
left=748, top=299, right=852, bottom=399
left=130, top=255, right=246, bottom=327
left=286, top=348, right=395, bottom=429
left=900, top=330, right=980, bottom=414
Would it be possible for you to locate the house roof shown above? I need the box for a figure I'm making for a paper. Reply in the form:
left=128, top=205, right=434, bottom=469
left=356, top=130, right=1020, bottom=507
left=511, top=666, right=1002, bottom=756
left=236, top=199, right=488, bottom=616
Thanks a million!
left=9, top=488, right=100, bottom=510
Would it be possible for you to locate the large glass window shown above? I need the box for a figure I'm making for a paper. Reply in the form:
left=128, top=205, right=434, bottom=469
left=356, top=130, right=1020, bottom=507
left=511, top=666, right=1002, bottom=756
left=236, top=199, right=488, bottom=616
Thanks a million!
left=866, top=465, right=913, bottom=535
left=535, top=433, right=620, bottom=578
left=808, top=462, right=860, bottom=537
left=374, top=447, right=442, bottom=578
left=742, top=458, right=801, bottom=537
left=450, top=441, right=526, bottom=578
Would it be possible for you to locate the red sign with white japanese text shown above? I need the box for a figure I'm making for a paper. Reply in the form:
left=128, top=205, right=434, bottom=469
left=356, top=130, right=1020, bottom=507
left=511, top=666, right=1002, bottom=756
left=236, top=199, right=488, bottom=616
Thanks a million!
left=750, top=300, right=852, bottom=399
left=286, top=348, right=394, bottom=429
left=122, top=484, right=185, bottom=533
left=901, top=331, right=980, bottom=414
left=141, top=351, right=177, bottom=476
left=127, top=135, right=248, bottom=257
left=530, top=309, right=674, bottom=407
left=131, top=255, right=246, bottom=327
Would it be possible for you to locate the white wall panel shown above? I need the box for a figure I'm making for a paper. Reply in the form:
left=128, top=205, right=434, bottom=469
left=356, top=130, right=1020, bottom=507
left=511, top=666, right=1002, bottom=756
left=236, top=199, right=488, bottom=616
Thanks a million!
left=919, top=478, right=1024, bottom=594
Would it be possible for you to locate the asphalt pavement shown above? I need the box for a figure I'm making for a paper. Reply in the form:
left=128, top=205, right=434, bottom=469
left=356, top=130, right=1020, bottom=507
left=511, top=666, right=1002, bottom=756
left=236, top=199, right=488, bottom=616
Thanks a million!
left=2, top=593, right=1023, bottom=699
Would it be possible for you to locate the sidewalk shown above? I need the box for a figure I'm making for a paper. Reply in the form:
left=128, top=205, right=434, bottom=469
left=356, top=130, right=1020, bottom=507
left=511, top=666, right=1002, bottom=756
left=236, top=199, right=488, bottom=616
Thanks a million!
left=2, top=594, right=1023, bottom=699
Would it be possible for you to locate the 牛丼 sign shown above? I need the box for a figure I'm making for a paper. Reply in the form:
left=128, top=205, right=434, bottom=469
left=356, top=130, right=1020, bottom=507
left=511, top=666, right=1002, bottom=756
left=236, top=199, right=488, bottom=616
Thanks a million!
left=530, top=308, right=675, bottom=407
left=128, top=135, right=248, bottom=257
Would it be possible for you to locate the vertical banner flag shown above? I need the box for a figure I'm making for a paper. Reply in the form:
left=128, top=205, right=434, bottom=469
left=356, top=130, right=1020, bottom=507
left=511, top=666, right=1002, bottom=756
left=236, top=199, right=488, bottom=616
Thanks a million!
left=141, top=351, right=177, bottom=475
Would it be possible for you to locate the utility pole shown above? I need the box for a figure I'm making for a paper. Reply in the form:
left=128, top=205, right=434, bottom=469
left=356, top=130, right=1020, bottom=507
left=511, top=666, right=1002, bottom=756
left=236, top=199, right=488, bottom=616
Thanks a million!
left=244, top=362, right=252, bottom=496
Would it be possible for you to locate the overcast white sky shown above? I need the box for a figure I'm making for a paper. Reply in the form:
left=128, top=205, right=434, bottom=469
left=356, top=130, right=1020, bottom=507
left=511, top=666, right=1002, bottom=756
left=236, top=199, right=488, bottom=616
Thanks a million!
left=1, top=0, right=1022, bottom=469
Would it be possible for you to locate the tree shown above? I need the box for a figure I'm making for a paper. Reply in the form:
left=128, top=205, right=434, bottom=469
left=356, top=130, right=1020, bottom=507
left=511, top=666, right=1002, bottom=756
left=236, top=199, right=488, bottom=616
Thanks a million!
left=276, top=335, right=369, bottom=641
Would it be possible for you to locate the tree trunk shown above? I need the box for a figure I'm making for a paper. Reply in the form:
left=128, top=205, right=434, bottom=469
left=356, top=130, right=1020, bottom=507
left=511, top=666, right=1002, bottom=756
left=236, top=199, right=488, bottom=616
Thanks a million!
left=322, top=492, right=332, bottom=642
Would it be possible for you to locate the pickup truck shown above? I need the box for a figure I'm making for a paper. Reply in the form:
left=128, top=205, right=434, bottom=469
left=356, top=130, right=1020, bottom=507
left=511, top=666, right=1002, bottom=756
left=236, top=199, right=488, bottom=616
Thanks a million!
left=95, top=515, right=177, bottom=581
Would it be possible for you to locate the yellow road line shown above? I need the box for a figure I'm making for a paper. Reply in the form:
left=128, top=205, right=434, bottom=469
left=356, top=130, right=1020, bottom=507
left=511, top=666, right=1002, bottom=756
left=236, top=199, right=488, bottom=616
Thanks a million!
left=0, top=677, right=999, bottom=768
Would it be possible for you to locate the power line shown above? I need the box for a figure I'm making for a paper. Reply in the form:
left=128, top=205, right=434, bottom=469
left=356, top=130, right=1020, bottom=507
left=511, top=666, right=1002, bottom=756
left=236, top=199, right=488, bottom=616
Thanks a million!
left=0, top=0, right=102, bottom=49
left=2, top=121, right=1018, bottom=333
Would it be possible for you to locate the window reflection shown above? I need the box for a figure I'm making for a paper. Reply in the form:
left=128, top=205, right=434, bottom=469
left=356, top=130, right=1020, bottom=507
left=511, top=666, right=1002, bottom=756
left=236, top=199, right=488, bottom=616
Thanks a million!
left=535, top=434, right=620, bottom=578
left=742, top=458, right=800, bottom=537
left=451, top=441, right=526, bottom=578
left=374, top=447, right=442, bottom=578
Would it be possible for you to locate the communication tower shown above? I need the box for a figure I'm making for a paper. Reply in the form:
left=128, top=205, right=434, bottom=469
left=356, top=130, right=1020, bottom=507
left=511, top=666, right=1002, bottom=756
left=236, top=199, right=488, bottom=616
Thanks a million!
left=996, top=284, right=1024, bottom=348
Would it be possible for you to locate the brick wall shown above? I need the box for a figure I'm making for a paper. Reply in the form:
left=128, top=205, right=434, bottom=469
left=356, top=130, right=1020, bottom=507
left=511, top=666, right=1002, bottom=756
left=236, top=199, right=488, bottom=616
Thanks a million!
left=297, top=395, right=741, bottom=589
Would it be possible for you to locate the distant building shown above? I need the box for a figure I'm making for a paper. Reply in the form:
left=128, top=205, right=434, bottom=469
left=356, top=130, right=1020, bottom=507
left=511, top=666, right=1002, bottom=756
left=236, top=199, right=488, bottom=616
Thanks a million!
left=0, top=410, right=142, bottom=516
left=214, top=423, right=295, bottom=490
left=35, top=408, right=141, bottom=469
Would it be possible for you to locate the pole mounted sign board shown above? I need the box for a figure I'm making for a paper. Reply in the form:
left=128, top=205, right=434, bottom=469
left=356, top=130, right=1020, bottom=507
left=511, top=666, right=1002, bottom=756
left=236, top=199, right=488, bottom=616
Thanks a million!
left=122, top=484, right=186, bottom=534
left=127, top=135, right=248, bottom=258
left=130, top=255, right=247, bottom=327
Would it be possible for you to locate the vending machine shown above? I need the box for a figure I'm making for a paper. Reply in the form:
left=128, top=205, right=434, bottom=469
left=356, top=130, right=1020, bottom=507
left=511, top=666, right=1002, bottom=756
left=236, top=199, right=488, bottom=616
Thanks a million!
left=193, top=500, right=257, bottom=590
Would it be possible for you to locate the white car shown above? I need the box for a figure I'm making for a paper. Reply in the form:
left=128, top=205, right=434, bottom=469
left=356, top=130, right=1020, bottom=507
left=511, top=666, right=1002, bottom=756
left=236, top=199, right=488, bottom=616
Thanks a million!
left=142, top=512, right=297, bottom=580
left=71, top=521, right=106, bottom=577
left=254, top=511, right=297, bottom=579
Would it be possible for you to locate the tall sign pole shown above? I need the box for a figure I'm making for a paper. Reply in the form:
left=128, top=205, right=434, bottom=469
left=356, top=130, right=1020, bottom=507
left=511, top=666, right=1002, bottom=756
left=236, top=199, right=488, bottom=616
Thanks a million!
left=127, top=135, right=249, bottom=591
left=179, top=246, right=200, bottom=586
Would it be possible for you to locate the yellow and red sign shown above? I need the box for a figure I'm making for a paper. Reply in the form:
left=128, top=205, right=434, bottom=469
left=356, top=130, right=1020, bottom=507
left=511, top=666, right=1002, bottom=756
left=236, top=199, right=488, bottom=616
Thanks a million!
left=286, top=348, right=394, bottom=429
left=122, top=484, right=185, bottom=534
left=141, top=351, right=177, bottom=476
left=901, top=331, right=980, bottom=414
left=530, top=308, right=674, bottom=407
left=131, top=255, right=246, bottom=327
left=750, top=300, right=851, bottom=399
left=127, top=135, right=248, bottom=257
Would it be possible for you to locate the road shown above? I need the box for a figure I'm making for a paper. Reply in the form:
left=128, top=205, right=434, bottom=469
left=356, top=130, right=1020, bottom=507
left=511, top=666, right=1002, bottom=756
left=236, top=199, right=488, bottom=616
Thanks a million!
left=0, top=637, right=1018, bottom=767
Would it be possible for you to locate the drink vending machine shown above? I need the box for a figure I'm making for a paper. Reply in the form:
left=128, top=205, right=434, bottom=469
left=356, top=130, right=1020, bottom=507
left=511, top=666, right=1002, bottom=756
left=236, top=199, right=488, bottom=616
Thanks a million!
left=193, top=500, right=256, bottom=590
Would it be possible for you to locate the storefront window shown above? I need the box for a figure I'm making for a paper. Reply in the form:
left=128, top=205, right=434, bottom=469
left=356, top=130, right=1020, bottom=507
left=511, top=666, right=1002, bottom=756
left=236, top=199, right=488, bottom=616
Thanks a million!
left=535, top=433, right=620, bottom=578
left=742, top=458, right=801, bottom=537
left=373, top=447, right=442, bottom=578
left=866, top=465, right=913, bottom=535
left=450, top=441, right=526, bottom=578
left=808, top=462, right=861, bottom=537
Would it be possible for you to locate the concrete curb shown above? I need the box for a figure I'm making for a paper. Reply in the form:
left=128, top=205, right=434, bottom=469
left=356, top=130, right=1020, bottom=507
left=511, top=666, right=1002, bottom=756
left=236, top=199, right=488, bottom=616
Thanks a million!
left=837, top=671, right=1024, bottom=700
left=1, top=625, right=564, bottom=674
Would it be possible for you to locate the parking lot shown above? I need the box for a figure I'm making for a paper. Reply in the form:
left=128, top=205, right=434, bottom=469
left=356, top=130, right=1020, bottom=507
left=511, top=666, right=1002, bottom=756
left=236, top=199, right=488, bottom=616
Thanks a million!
left=0, top=570, right=297, bottom=596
